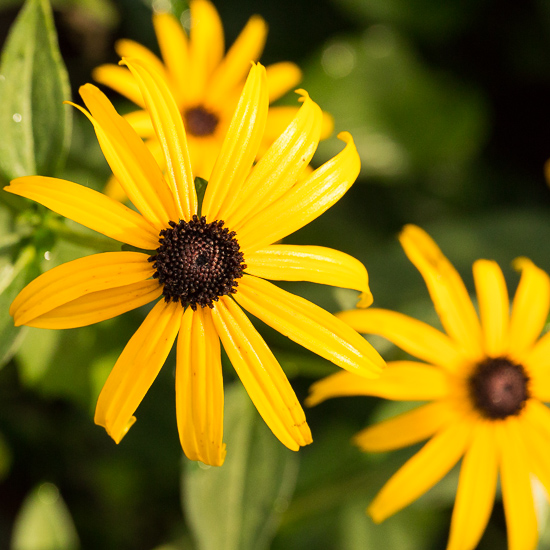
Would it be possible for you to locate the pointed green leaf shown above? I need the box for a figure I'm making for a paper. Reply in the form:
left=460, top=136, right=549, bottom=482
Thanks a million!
left=0, top=0, right=72, bottom=182
left=182, top=383, right=299, bottom=550
left=11, top=482, right=79, bottom=550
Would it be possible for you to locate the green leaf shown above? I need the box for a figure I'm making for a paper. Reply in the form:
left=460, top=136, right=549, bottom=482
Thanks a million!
left=11, top=482, right=80, bottom=550
left=0, top=0, right=72, bottom=182
left=183, top=383, right=299, bottom=550
left=0, top=245, right=36, bottom=368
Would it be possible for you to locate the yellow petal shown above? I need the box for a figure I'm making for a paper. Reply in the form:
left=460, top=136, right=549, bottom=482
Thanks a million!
left=244, top=245, right=372, bottom=306
left=94, top=299, right=182, bottom=443
left=236, top=132, right=360, bottom=253
left=152, top=12, right=189, bottom=106
left=123, top=109, right=155, bottom=138
left=27, top=280, right=162, bottom=329
left=122, top=58, right=197, bottom=221
left=5, top=176, right=159, bottom=250
left=210, top=296, right=312, bottom=451
left=77, top=84, right=177, bottom=228
left=522, top=329, right=550, bottom=383
left=225, top=92, right=322, bottom=228
left=92, top=64, right=145, bottom=107
left=201, top=63, right=268, bottom=221
left=187, top=0, right=224, bottom=103
left=176, top=307, right=226, bottom=466
left=235, top=275, right=384, bottom=377
left=115, top=38, right=170, bottom=86
left=354, top=401, right=459, bottom=453
left=496, top=418, right=539, bottom=550
left=399, top=225, right=484, bottom=361
left=447, top=421, right=498, bottom=550
left=11, top=252, right=154, bottom=327
left=307, top=361, right=449, bottom=407
left=368, top=416, right=473, bottom=523
left=473, top=259, right=509, bottom=357
left=509, top=257, right=550, bottom=357
left=206, top=15, right=267, bottom=105
left=265, top=62, right=302, bottom=102
left=337, top=308, right=465, bottom=372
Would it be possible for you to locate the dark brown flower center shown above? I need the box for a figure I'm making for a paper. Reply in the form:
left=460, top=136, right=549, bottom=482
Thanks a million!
left=468, top=357, right=530, bottom=419
left=184, top=106, right=219, bottom=137
left=149, top=215, right=245, bottom=310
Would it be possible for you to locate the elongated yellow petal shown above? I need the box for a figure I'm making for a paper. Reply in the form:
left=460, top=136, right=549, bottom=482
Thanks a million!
left=77, top=84, right=177, bottom=228
left=210, top=296, right=312, bottom=450
left=399, top=225, right=484, bottom=361
left=265, top=62, right=302, bottom=102
left=509, top=257, right=550, bottom=357
left=93, top=64, right=145, bottom=107
left=115, top=39, right=170, bottom=86
left=244, top=245, right=372, bottom=306
left=123, top=109, right=155, bottom=138
left=5, top=176, right=159, bottom=249
left=354, top=401, right=459, bottom=453
left=235, top=275, right=384, bottom=377
left=368, top=416, right=473, bottom=523
left=522, top=330, right=550, bottom=382
left=262, top=106, right=334, bottom=144
left=337, top=308, right=465, bottom=372
left=27, top=280, right=162, bottom=329
left=11, top=252, right=154, bottom=327
left=176, top=307, right=226, bottom=466
left=123, top=58, right=197, bottom=221
left=94, top=299, right=182, bottom=443
left=236, top=132, right=360, bottom=253
left=496, top=418, right=539, bottom=550
left=225, top=92, right=322, bottom=228
left=447, top=421, right=498, bottom=550
left=201, top=63, right=268, bottom=221
left=206, top=15, right=267, bottom=105
left=152, top=12, right=188, bottom=106
left=520, top=399, right=550, bottom=441
left=307, top=361, right=449, bottom=406
left=473, top=259, right=509, bottom=357
left=187, top=0, right=224, bottom=103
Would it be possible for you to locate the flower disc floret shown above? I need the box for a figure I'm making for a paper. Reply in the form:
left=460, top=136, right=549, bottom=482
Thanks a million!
left=149, top=215, right=246, bottom=310
left=468, top=357, right=530, bottom=419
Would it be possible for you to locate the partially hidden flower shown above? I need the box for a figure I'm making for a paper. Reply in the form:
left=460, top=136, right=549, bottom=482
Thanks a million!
left=308, top=224, right=550, bottom=550
left=93, top=0, right=333, bottom=194
left=6, top=60, right=384, bottom=466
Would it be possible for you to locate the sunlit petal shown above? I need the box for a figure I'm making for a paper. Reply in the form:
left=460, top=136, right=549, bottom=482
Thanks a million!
left=11, top=252, right=154, bottom=327
left=235, top=275, right=384, bottom=377
left=447, top=421, right=498, bottom=550
left=225, top=92, right=322, bottom=228
left=496, top=418, right=538, bottom=550
left=307, top=362, right=448, bottom=406
left=210, top=296, right=312, bottom=451
left=5, top=176, right=159, bottom=249
left=92, top=64, right=145, bottom=107
left=207, top=15, right=267, bottom=105
left=27, top=280, right=162, bottom=329
left=201, top=63, right=268, bottom=221
left=368, top=416, right=473, bottom=523
left=399, top=225, right=483, bottom=360
left=176, top=307, right=226, bottom=466
left=115, top=38, right=170, bottom=86
left=123, top=109, right=155, bottom=138
left=265, top=62, right=302, bottom=102
left=94, top=300, right=182, bottom=443
left=123, top=58, right=197, bottom=221
left=245, top=244, right=372, bottom=306
left=523, top=330, right=550, bottom=382
left=473, top=259, right=509, bottom=357
left=509, top=257, right=550, bottom=357
left=337, top=308, right=465, bottom=372
left=236, top=132, right=360, bottom=252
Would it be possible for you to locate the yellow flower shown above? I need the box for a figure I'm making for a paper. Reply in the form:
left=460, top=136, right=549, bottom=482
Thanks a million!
left=93, top=0, right=333, bottom=190
left=308, top=224, right=550, bottom=550
left=5, top=60, right=384, bottom=466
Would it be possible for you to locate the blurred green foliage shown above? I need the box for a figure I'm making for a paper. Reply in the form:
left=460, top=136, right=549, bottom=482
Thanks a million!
left=1, top=0, right=550, bottom=549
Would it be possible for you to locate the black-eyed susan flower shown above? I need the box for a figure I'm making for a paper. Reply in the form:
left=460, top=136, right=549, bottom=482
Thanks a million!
left=5, top=60, right=384, bottom=467
left=93, top=0, right=333, bottom=190
left=308, top=224, right=550, bottom=550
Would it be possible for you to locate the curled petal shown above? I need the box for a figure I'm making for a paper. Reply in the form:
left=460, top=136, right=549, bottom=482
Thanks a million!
left=93, top=64, right=145, bottom=107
